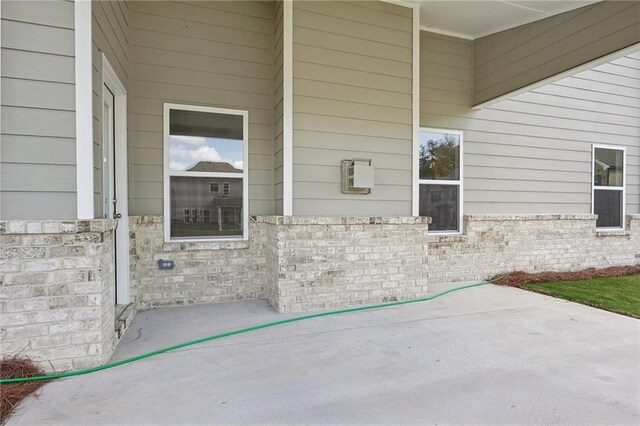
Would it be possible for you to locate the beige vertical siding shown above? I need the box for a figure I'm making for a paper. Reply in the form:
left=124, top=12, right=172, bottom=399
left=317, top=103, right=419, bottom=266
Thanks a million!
left=291, top=1, right=413, bottom=216
left=421, top=31, right=640, bottom=215
left=273, top=0, right=284, bottom=215
left=92, top=0, right=129, bottom=217
left=0, top=0, right=76, bottom=219
left=128, top=1, right=275, bottom=216
left=473, top=1, right=640, bottom=105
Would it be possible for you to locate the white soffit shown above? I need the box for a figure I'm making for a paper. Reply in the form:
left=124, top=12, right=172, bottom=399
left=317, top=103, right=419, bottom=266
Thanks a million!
left=419, top=0, right=601, bottom=40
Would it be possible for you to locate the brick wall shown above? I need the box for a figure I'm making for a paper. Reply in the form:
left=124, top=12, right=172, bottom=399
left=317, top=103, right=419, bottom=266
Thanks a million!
left=427, top=214, right=640, bottom=285
left=129, top=216, right=267, bottom=308
left=128, top=214, right=639, bottom=313
left=2, top=214, right=638, bottom=370
left=258, top=216, right=431, bottom=312
left=0, top=220, right=117, bottom=372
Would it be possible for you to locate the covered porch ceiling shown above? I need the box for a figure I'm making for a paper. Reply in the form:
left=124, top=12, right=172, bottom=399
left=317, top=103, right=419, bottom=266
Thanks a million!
left=417, top=0, right=600, bottom=39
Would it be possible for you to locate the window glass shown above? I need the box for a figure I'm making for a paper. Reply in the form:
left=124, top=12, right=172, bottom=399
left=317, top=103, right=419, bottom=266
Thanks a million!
left=594, top=190, right=622, bottom=228
left=419, top=131, right=460, bottom=180
left=594, top=148, right=623, bottom=187
left=170, top=176, right=243, bottom=238
left=419, top=185, right=459, bottom=232
left=169, top=110, right=243, bottom=172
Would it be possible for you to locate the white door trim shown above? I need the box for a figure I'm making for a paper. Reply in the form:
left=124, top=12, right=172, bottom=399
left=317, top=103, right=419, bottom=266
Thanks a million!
left=102, top=54, right=130, bottom=305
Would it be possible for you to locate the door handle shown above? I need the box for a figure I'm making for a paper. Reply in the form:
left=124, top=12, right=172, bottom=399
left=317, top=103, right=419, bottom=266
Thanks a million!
left=114, top=213, right=122, bottom=219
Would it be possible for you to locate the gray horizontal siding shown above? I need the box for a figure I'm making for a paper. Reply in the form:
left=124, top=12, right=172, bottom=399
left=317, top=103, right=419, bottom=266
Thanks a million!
left=473, top=1, right=640, bottom=105
left=0, top=0, right=76, bottom=219
left=128, top=1, right=275, bottom=216
left=421, top=31, right=640, bottom=215
left=92, top=0, right=129, bottom=217
left=292, top=0, right=413, bottom=216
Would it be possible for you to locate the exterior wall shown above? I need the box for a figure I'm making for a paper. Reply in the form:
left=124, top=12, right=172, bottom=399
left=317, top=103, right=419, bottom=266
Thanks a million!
left=428, top=214, right=640, bottom=285
left=92, top=1, right=130, bottom=217
left=273, top=0, right=285, bottom=215
left=421, top=31, right=640, bottom=215
left=473, top=1, right=640, bottom=105
left=291, top=1, right=413, bottom=216
left=0, top=219, right=118, bottom=372
left=260, top=216, right=430, bottom=313
left=0, top=0, right=77, bottom=219
left=128, top=216, right=266, bottom=308
left=127, top=1, right=275, bottom=216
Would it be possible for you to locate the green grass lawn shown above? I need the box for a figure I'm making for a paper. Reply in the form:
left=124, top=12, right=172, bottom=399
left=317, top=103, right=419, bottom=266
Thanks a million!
left=523, top=274, right=640, bottom=318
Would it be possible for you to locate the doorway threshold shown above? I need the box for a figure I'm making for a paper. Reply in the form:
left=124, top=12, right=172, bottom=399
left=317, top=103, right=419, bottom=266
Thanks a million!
left=115, top=303, right=136, bottom=341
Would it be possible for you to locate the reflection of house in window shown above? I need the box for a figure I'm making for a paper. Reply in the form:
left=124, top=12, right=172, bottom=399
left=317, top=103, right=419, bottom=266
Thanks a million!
left=170, top=161, right=243, bottom=233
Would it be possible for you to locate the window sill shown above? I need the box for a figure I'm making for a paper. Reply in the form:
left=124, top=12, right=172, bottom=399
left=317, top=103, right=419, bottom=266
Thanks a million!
left=428, top=234, right=468, bottom=243
left=162, top=239, right=250, bottom=251
left=596, top=229, right=630, bottom=237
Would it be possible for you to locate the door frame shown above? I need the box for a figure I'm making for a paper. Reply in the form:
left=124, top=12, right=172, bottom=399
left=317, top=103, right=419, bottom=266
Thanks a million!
left=102, top=54, right=130, bottom=305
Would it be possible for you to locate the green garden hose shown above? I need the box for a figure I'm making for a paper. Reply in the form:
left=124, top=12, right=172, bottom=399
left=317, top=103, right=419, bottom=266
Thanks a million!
left=1, top=279, right=500, bottom=384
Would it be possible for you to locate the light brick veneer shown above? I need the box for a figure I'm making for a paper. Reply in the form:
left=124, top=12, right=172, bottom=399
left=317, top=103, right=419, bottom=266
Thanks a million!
left=427, top=214, right=640, bottom=284
left=129, top=216, right=267, bottom=308
left=0, top=220, right=117, bottom=372
left=258, top=216, right=431, bottom=312
left=2, top=214, right=638, bottom=370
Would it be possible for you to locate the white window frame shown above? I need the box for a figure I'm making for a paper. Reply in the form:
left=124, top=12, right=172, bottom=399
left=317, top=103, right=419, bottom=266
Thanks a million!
left=592, top=144, right=626, bottom=230
left=417, top=127, right=464, bottom=235
left=163, top=103, right=249, bottom=242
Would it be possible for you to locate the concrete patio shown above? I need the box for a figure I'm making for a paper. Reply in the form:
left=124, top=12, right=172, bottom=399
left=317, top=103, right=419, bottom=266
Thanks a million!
left=8, top=284, right=640, bottom=425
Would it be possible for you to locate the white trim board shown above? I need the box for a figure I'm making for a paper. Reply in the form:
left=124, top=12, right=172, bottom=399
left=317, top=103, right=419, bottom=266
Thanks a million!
left=412, top=3, right=420, bottom=217
left=75, top=0, right=94, bottom=219
left=282, top=0, right=293, bottom=216
left=419, top=26, right=474, bottom=41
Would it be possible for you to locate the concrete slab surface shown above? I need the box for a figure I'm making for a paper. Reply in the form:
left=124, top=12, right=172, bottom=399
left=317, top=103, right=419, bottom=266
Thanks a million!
left=8, top=284, right=640, bottom=425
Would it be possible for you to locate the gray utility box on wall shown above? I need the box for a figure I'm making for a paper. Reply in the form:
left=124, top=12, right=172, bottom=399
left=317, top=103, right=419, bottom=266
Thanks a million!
left=341, top=159, right=374, bottom=194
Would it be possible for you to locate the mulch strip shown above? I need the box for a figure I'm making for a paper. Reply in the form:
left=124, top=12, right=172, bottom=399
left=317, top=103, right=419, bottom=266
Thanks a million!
left=492, top=265, right=640, bottom=287
left=0, top=356, right=50, bottom=423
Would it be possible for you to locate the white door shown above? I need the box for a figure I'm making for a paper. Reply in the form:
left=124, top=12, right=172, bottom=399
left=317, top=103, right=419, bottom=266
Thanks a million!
left=102, top=56, right=130, bottom=306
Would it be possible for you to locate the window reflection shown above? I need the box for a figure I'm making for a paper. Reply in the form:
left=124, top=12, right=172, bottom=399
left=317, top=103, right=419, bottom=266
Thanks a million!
left=419, top=132, right=460, bottom=180
left=170, top=176, right=243, bottom=238
left=594, top=148, right=623, bottom=187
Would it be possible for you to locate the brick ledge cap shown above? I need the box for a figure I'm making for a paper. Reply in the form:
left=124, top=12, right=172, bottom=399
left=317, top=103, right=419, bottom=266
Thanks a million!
left=465, top=214, right=597, bottom=221
left=0, top=219, right=118, bottom=234
left=255, top=215, right=432, bottom=225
